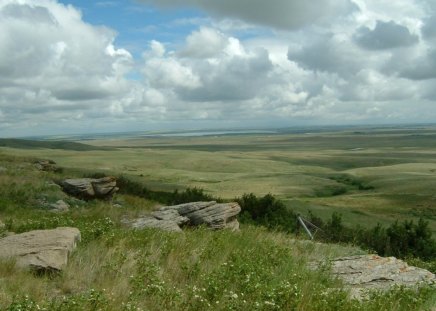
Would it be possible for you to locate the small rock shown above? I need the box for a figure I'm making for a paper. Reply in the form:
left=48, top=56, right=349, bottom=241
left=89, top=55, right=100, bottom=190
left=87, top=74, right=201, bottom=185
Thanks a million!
left=49, top=200, right=70, bottom=213
left=34, top=160, right=60, bottom=172
left=0, top=227, right=81, bottom=272
left=0, top=166, right=7, bottom=174
left=60, top=177, right=118, bottom=200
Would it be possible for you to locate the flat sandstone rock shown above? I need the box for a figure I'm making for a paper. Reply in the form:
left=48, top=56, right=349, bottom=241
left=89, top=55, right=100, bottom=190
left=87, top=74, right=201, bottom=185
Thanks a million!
left=60, top=177, right=118, bottom=199
left=127, top=201, right=241, bottom=232
left=327, top=255, right=435, bottom=299
left=0, top=227, right=81, bottom=272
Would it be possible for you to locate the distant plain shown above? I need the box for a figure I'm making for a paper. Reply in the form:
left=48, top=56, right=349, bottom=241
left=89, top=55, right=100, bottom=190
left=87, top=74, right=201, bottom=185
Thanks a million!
left=2, top=125, right=436, bottom=234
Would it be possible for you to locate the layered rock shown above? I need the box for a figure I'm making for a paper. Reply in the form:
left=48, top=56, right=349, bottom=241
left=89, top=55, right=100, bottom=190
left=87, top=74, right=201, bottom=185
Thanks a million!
left=126, top=201, right=241, bottom=232
left=315, top=255, right=435, bottom=299
left=0, top=227, right=81, bottom=272
left=60, top=177, right=118, bottom=200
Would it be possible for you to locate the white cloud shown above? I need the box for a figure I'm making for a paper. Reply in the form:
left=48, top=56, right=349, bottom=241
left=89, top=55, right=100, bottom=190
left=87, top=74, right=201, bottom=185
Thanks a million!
left=2, top=0, right=436, bottom=136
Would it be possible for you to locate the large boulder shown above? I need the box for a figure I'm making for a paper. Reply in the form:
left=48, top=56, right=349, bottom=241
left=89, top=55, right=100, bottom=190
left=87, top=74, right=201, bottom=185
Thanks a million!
left=0, top=227, right=81, bottom=272
left=130, top=217, right=185, bottom=232
left=324, top=255, right=435, bottom=299
left=60, top=177, right=118, bottom=200
left=126, top=201, right=241, bottom=232
left=163, top=201, right=241, bottom=230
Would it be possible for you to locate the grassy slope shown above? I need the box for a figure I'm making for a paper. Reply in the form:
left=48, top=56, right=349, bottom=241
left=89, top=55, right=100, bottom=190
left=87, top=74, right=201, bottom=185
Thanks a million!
left=0, top=153, right=435, bottom=310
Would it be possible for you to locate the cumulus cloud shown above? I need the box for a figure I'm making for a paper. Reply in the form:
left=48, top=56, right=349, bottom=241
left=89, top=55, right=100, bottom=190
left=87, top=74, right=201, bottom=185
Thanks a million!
left=137, top=0, right=357, bottom=30
left=0, top=0, right=135, bottom=133
left=353, top=20, right=419, bottom=50
left=2, top=0, right=436, bottom=136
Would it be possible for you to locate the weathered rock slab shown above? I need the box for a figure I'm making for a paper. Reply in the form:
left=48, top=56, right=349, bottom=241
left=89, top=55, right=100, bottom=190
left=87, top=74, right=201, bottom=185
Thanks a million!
left=60, top=177, right=118, bottom=199
left=163, top=201, right=241, bottom=230
left=326, top=255, right=435, bottom=299
left=126, top=201, right=241, bottom=232
left=129, top=217, right=183, bottom=232
left=0, top=227, right=81, bottom=271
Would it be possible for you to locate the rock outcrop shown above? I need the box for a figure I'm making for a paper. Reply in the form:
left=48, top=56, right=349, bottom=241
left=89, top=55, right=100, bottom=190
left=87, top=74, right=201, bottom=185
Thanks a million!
left=126, top=201, right=241, bottom=232
left=60, top=177, right=118, bottom=200
left=323, top=255, right=435, bottom=299
left=0, top=227, right=81, bottom=272
left=34, top=160, right=60, bottom=172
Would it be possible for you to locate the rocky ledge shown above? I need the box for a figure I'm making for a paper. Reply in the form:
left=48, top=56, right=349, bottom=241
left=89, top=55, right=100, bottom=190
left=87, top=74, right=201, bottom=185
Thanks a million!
left=315, top=254, right=435, bottom=299
left=126, top=201, right=241, bottom=232
left=0, top=227, right=81, bottom=272
left=60, top=177, right=118, bottom=200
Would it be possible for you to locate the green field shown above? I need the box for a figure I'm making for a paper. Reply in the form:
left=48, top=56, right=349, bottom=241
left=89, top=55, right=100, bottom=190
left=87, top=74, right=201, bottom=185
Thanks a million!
left=2, top=126, right=436, bottom=234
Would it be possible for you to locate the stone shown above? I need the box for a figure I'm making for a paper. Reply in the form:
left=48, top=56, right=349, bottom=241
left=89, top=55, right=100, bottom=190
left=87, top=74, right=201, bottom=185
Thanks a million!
left=49, top=200, right=70, bottom=213
left=129, top=216, right=183, bottom=232
left=0, top=227, right=81, bottom=272
left=0, top=166, right=7, bottom=173
left=126, top=201, right=241, bottom=232
left=60, top=177, right=118, bottom=200
left=165, top=201, right=241, bottom=230
left=151, top=209, right=190, bottom=226
left=34, top=159, right=60, bottom=172
left=323, top=255, right=435, bottom=299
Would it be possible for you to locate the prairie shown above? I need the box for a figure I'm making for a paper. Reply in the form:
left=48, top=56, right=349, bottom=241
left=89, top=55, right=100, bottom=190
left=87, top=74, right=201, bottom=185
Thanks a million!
left=1, top=126, right=436, bottom=234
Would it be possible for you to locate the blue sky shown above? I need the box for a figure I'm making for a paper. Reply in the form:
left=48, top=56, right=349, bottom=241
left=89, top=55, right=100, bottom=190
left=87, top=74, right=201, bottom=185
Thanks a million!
left=1, top=0, right=436, bottom=136
left=58, top=1, right=203, bottom=57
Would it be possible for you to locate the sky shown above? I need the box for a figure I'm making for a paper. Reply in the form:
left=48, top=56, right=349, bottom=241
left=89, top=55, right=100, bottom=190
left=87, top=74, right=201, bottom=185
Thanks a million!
left=1, top=0, right=436, bottom=137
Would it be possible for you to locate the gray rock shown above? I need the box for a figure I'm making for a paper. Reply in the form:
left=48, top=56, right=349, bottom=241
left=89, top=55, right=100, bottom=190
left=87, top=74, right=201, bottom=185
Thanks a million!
left=323, top=255, right=435, bottom=299
left=165, top=201, right=241, bottom=230
left=127, top=201, right=241, bottom=232
left=49, top=200, right=70, bottom=213
left=130, top=216, right=183, bottom=232
left=60, top=177, right=118, bottom=199
left=0, top=166, right=7, bottom=174
left=151, top=209, right=189, bottom=226
left=0, top=227, right=81, bottom=272
left=161, top=201, right=216, bottom=215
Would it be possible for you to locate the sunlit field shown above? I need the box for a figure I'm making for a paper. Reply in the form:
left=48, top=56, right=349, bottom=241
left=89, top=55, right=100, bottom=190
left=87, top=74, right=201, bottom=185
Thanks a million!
left=2, top=126, right=436, bottom=234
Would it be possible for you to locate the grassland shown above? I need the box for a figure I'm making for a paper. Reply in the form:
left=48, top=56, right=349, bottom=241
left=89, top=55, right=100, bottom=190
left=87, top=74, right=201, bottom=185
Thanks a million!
left=2, top=126, right=436, bottom=234
left=0, top=152, right=434, bottom=310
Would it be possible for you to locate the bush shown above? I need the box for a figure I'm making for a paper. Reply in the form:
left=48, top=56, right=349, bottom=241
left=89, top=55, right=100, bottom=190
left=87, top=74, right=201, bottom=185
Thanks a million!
left=236, top=193, right=298, bottom=233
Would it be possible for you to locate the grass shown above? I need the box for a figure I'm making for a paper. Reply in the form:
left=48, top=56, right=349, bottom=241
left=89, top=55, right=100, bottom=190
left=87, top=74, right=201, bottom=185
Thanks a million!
left=0, top=151, right=435, bottom=310
left=2, top=126, right=436, bottom=235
